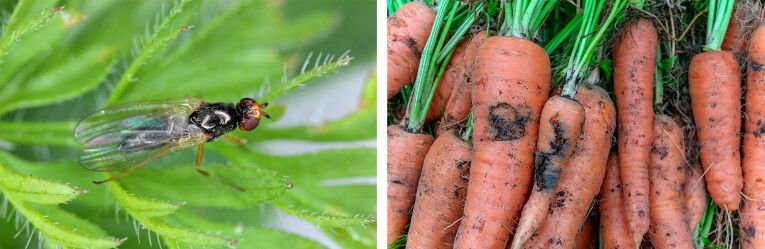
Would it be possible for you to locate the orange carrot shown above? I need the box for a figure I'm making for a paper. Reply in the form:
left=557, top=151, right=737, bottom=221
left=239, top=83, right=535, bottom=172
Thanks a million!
left=721, top=5, right=759, bottom=57
left=387, top=125, right=435, bottom=244
left=452, top=36, right=551, bottom=249
left=522, top=84, right=616, bottom=249
left=613, top=17, right=658, bottom=243
left=688, top=50, right=743, bottom=211
left=599, top=152, right=636, bottom=249
left=436, top=31, right=490, bottom=136
left=684, top=161, right=706, bottom=233
left=740, top=24, right=765, bottom=248
left=575, top=214, right=597, bottom=249
left=387, top=2, right=436, bottom=99
left=647, top=114, right=694, bottom=249
left=511, top=95, right=585, bottom=249
left=425, top=38, right=470, bottom=122
left=406, top=130, right=471, bottom=249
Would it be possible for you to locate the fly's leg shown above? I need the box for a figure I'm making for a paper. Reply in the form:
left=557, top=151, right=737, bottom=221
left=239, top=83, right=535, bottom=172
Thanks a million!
left=222, top=135, right=247, bottom=146
left=93, top=163, right=146, bottom=184
left=195, top=144, right=246, bottom=192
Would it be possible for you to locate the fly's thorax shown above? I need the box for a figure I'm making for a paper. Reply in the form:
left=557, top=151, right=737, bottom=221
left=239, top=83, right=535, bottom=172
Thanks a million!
left=188, top=102, right=239, bottom=141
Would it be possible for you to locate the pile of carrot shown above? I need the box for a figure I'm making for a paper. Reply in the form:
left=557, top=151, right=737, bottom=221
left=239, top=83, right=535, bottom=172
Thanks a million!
left=386, top=0, right=765, bottom=248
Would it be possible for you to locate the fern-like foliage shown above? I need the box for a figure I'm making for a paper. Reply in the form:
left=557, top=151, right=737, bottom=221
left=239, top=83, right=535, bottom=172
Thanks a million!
left=0, top=0, right=376, bottom=248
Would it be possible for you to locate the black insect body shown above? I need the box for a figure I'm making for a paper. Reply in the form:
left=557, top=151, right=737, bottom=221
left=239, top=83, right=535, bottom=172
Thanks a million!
left=74, top=97, right=271, bottom=191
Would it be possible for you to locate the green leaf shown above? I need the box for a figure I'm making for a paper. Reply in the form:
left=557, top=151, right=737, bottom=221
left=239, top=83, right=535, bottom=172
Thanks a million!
left=211, top=143, right=376, bottom=215
left=164, top=209, right=328, bottom=249
left=106, top=181, right=181, bottom=219
left=0, top=45, right=116, bottom=116
left=117, top=1, right=336, bottom=104
left=255, top=72, right=376, bottom=141
left=3, top=200, right=124, bottom=249
left=0, top=3, right=62, bottom=65
left=30, top=204, right=123, bottom=248
left=0, top=159, right=83, bottom=205
left=0, top=121, right=78, bottom=148
left=0, top=155, right=121, bottom=249
left=117, top=163, right=293, bottom=208
left=263, top=53, right=352, bottom=101
left=104, top=25, right=192, bottom=106
left=271, top=200, right=376, bottom=227
left=322, top=225, right=376, bottom=249
left=107, top=181, right=236, bottom=247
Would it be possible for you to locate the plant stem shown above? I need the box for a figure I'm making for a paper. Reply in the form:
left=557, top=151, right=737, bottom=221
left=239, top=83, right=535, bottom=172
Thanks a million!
left=406, top=0, right=454, bottom=131
left=704, top=0, right=734, bottom=51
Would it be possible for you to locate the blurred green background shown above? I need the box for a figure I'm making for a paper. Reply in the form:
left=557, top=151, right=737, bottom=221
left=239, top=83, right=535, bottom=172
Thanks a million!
left=0, top=0, right=376, bottom=248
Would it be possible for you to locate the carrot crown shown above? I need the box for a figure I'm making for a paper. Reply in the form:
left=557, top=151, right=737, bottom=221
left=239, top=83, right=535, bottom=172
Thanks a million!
left=559, top=0, right=629, bottom=98
left=498, top=0, right=559, bottom=39
left=406, top=0, right=483, bottom=132
left=703, top=0, right=734, bottom=51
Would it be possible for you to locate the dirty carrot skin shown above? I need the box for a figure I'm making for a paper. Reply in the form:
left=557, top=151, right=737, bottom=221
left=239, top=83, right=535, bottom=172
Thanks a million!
left=721, top=5, right=759, bottom=57
left=452, top=2, right=556, bottom=248
left=452, top=36, right=550, bottom=249
left=613, top=17, right=657, bottom=243
left=689, top=0, right=742, bottom=211
left=575, top=214, right=597, bottom=249
left=522, top=84, right=616, bottom=249
left=689, top=51, right=742, bottom=210
left=599, top=152, right=636, bottom=249
left=406, top=130, right=471, bottom=249
left=436, top=31, right=490, bottom=136
left=510, top=95, right=584, bottom=249
left=387, top=1, right=436, bottom=99
left=685, top=161, right=707, bottom=233
left=740, top=24, right=765, bottom=248
left=387, top=125, right=435, bottom=244
left=648, top=115, right=694, bottom=249
left=425, top=39, right=470, bottom=122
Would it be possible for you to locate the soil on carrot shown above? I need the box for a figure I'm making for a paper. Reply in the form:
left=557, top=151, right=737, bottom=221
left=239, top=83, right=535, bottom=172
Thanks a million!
left=486, top=103, right=532, bottom=141
left=532, top=115, right=569, bottom=192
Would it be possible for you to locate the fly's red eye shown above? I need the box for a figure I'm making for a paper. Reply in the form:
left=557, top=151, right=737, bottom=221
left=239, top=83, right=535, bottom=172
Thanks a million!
left=241, top=118, right=259, bottom=131
left=239, top=98, right=255, bottom=107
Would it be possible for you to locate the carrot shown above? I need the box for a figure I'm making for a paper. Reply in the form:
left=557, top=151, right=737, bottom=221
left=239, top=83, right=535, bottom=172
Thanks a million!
left=425, top=38, right=471, bottom=122
left=387, top=125, right=435, bottom=244
left=388, top=2, right=482, bottom=246
left=387, top=1, right=436, bottom=99
left=451, top=2, right=557, bottom=247
left=510, top=95, right=584, bottom=249
left=436, top=31, right=490, bottom=136
left=721, top=4, right=759, bottom=57
left=684, top=161, right=706, bottom=234
left=689, top=0, right=742, bottom=211
left=647, top=114, right=694, bottom=249
left=518, top=2, right=624, bottom=245
left=740, top=24, right=765, bottom=248
left=689, top=52, right=743, bottom=211
left=522, top=84, right=617, bottom=249
left=406, top=129, right=471, bottom=249
left=613, top=17, right=658, bottom=243
left=575, top=214, right=597, bottom=249
left=452, top=35, right=550, bottom=249
left=599, top=152, right=636, bottom=249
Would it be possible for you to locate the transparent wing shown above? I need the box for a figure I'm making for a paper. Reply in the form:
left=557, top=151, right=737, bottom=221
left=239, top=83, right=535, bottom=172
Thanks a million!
left=74, top=98, right=209, bottom=172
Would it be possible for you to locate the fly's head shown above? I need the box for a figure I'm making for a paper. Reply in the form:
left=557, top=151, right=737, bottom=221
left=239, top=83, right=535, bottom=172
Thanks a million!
left=189, top=102, right=238, bottom=140
left=236, top=98, right=271, bottom=132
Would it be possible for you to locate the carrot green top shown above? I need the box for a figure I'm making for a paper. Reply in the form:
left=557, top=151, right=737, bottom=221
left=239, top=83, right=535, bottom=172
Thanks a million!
left=559, top=0, right=629, bottom=98
left=704, top=0, right=734, bottom=51
left=499, top=0, right=559, bottom=39
left=406, top=0, right=483, bottom=132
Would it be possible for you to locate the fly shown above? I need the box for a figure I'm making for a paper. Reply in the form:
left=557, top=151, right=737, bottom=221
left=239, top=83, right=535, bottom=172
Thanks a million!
left=73, top=97, right=271, bottom=191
